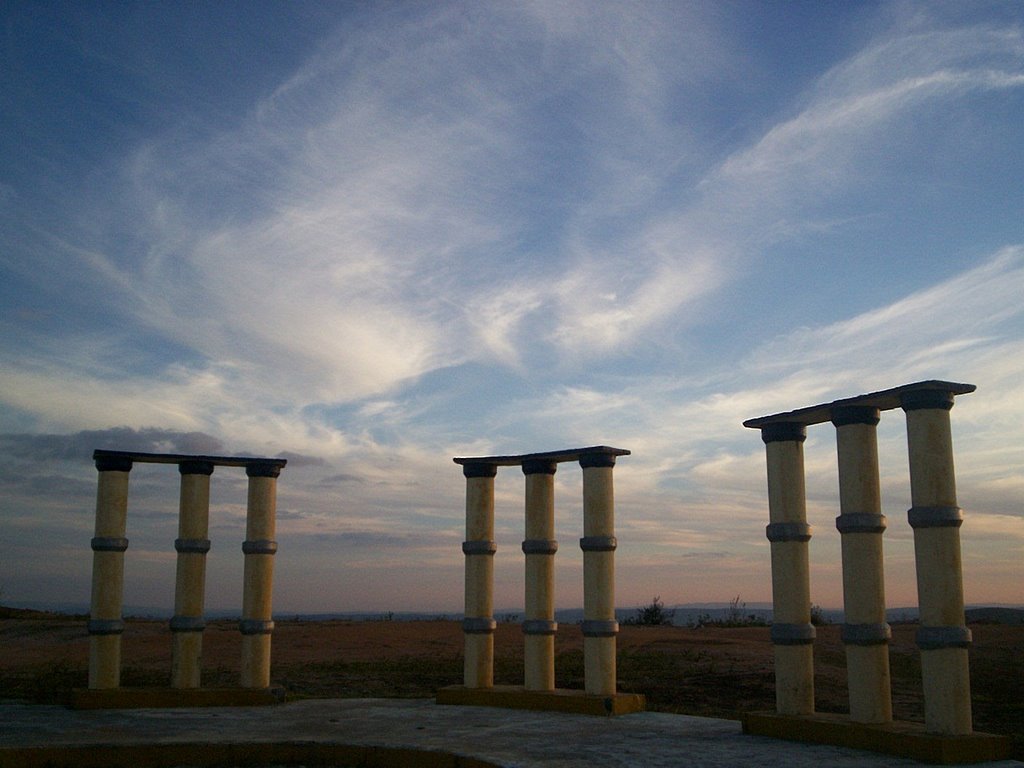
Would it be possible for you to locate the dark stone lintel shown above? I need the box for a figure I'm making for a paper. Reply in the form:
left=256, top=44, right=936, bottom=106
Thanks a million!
left=743, top=380, right=974, bottom=430
left=93, top=449, right=286, bottom=472
left=454, top=446, right=630, bottom=469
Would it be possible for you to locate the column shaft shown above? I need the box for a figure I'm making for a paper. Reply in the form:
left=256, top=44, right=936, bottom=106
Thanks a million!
left=88, top=457, right=132, bottom=689
left=833, top=408, right=892, bottom=724
left=580, top=455, right=618, bottom=696
left=763, top=424, right=815, bottom=716
left=171, top=462, right=213, bottom=689
left=462, top=463, right=497, bottom=688
left=240, top=464, right=280, bottom=689
left=904, top=392, right=972, bottom=734
left=522, top=461, right=557, bottom=691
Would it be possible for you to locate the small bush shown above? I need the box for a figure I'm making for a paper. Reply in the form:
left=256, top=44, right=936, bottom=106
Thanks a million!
left=624, top=596, right=674, bottom=626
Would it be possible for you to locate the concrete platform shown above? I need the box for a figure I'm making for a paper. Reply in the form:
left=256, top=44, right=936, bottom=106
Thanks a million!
left=0, top=698, right=1021, bottom=768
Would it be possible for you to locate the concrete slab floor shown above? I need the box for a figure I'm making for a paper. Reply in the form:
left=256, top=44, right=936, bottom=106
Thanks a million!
left=0, top=698, right=1021, bottom=768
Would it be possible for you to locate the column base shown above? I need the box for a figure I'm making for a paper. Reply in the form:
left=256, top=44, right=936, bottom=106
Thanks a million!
left=70, top=686, right=285, bottom=710
left=435, top=685, right=644, bottom=716
left=742, top=711, right=1011, bottom=764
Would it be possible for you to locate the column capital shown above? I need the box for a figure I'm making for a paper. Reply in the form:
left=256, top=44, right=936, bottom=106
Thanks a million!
left=462, top=462, right=498, bottom=478
left=901, top=388, right=956, bottom=411
left=179, top=460, right=215, bottom=476
left=761, top=422, right=806, bottom=444
left=831, top=405, right=880, bottom=427
left=522, top=459, right=557, bottom=475
left=246, top=462, right=282, bottom=478
left=579, top=452, right=617, bottom=468
left=95, top=455, right=133, bottom=472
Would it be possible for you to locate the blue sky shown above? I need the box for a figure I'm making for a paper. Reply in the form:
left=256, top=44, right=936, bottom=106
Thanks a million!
left=1, top=1, right=1022, bottom=615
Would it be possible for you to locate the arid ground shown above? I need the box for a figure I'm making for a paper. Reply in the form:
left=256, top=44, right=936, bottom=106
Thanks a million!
left=1, top=609, right=1020, bottom=758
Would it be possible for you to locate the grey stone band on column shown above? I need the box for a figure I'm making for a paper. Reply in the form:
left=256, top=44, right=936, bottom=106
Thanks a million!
left=462, top=540, right=497, bottom=555
left=765, top=522, right=812, bottom=542
left=842, top=622, right=892, bottom=646
left=169, top=615, right=207, bottom=633
left=836, top=513, right=887, bottom=534
left=462, top=617, right=497, bottom=634
left=760, top=423, right=806, bottom=444
left=178, top=460, right=214, bottom=476
left=175, top=538, right=211, bottom=554
left=908, top=506, right=963, bottom=529
left=522, top=539, right=558, bottom=555
left=581, top=619, right=619, bottom=637
left=239, top=619, right=275, bottom=635
left=579, top=536, right=617, bottom=552
left=522, top=619, right=558, bottom=636
left=916, top=625, right=972, bottom=650
left=91, top=536, right=129, bottom=552
left=88, top=619, right=125, bottom=635
left=242, top=539, right=278, bottom=555
left=770, top=622, right=816, bottom=645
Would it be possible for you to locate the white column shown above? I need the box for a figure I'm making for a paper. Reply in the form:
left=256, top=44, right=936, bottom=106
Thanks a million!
left=580, top=452, right=619, bottom=696
left=240, top=462, right=280, bottom=689
left=522, top=459, right=558, bottom=691
left=462, top=462, right=497, bottom=688
left=832, top=406, right=892, bottom=723
left=902, top=389, right=972, bottom=735
left=170, top=460, right=213, bottom=689
left=761, top=423, right=815, bottom=716
left=88, top=455, right=132, bottom=689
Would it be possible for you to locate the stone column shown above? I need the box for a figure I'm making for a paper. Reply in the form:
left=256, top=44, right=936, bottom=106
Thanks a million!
left=902, top=389, right=972, bottom=734
left=522, top=459, right=558, bottom=691
left=832, top=407, right=892, bottom=723
left=580, top=453, right=619, bottom=696
left=88, top=455, right=132, bottom=689
left=170, top=460, right=214, bottom=689
left=240, top=462, right=280, bottom=689
left=761, top=423, right=816, bottom=715
left=462, top=462, right=497, bottom=688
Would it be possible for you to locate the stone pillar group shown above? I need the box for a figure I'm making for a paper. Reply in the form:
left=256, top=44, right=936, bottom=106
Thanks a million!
left=86, top=450, right=286, bottom=697
left=453, top=446, right=630, bottom=704
left=744, top=380, right=976, bottom=735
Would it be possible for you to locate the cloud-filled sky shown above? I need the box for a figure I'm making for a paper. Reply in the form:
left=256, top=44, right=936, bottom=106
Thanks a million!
left=2, top=1, right=1022, bottom=615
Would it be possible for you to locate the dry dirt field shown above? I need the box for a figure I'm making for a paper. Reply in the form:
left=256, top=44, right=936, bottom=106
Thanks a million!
left=1, top=610, right=1021, bottom=757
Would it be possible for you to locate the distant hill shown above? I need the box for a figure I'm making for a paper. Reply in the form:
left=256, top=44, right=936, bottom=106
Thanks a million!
left=4, top=602, right=1023, bottom=626
left=965, top=607, right=1024, bottom=625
